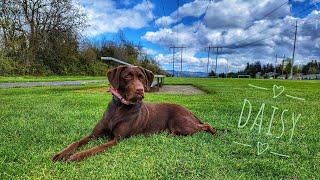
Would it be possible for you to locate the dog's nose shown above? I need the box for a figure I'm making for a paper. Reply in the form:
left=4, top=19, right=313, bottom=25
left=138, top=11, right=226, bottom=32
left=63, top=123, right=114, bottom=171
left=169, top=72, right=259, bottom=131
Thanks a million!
left=136, top=88, right=144, bottom=95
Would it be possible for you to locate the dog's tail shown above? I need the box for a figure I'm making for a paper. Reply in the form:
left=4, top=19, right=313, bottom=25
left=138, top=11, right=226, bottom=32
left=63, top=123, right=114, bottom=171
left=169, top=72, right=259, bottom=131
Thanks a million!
left=193, top=114, right=231, bottom=133
left=192, top=114, right=204, bottom=124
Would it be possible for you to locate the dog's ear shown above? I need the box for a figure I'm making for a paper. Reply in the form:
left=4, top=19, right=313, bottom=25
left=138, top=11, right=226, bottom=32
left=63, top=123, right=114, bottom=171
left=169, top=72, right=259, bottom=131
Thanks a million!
left=138, top=67, right=154, bottom=89
left=107, top=65, right=127, bottom=89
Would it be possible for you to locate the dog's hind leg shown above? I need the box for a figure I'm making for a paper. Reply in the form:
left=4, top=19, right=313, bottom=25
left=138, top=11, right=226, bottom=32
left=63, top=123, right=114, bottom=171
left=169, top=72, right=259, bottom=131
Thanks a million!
left=199, top=123, right=218, bottom=137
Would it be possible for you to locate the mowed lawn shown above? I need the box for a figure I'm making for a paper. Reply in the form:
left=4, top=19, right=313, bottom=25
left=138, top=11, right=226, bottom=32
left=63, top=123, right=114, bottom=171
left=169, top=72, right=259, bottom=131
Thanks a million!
left=0, top=78, right=319, bottom=179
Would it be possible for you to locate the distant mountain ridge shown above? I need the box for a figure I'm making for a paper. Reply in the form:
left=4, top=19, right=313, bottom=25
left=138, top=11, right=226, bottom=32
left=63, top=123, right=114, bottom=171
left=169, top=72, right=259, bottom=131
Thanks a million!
left=165, top=70, right=208, bottom=77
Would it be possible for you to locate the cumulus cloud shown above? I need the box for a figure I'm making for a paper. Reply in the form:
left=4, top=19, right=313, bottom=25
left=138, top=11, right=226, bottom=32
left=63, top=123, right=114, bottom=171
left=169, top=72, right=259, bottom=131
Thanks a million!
left=154, top=48, right=208, bottom=72
left=155, top=0, right=290, bottom=29
left=77, top=0, right=154, bottom=36
left=78, top=0, right=319, bottom=72
left=143, top=0, right=320, bottom=72
left=142, top=47, right=157, bottom=55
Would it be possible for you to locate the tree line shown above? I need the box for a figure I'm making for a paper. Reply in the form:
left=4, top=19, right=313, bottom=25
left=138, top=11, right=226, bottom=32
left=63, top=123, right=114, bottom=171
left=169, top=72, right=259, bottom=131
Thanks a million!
left=208, top=59, right=320, bottom=78
left=241, top=59, right=319, bottom=78
left=0, top=0, right=163, bottom=76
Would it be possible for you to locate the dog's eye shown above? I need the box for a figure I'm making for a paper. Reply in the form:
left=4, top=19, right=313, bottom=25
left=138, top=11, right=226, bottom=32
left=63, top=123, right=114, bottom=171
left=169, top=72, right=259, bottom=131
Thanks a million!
left=124, top=75, right=132, bottom=79
left=138, top=74, right=143, bottom=79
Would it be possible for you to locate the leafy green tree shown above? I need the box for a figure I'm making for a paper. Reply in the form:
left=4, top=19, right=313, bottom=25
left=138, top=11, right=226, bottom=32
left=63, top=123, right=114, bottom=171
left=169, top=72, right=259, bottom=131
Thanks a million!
left=208, top=70, right=216, bottom=77
left=302, top=60, right=319, bottom=75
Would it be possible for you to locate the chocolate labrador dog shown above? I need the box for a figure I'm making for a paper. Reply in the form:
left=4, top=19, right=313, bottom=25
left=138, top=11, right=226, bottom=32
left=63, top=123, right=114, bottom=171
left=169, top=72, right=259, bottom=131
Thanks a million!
left=52, top=65, right=217, bottom=162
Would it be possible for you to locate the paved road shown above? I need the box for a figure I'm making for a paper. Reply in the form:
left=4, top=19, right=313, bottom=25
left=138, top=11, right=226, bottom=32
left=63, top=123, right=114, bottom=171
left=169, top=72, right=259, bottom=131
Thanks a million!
left=0, top=80, right=106, bottom=88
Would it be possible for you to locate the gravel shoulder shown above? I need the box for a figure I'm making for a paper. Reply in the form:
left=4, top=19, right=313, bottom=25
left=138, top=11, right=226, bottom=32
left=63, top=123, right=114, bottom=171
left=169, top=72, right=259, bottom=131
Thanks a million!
left=156, top=85, right=205, bottom=95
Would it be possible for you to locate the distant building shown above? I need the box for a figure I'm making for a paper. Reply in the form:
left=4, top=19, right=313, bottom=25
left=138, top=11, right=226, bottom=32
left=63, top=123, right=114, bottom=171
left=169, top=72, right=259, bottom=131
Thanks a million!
left=265, top=72, right=277, bottom=79
left=255, top=72, right=262, bottom=79
left=277, top=75, right=286, bottom=79
left=301, top=74, right=320, bottom=80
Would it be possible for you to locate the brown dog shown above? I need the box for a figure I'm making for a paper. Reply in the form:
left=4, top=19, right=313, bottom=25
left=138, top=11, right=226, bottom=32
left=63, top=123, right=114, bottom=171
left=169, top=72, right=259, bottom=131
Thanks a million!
left=52, top=65, right=217, bottom=162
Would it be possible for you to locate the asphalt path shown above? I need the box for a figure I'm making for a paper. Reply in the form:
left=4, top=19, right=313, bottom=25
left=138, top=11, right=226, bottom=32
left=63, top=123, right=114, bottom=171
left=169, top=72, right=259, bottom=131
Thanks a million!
left=0, top=80, right=106, bottom=88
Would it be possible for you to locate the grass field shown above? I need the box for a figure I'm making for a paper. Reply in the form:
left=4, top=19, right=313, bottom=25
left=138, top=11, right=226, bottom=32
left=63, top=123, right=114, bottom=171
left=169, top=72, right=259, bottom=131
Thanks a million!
left=0, top=76, right=105, bottom=83
left=1, top=78, right=319, bottom=179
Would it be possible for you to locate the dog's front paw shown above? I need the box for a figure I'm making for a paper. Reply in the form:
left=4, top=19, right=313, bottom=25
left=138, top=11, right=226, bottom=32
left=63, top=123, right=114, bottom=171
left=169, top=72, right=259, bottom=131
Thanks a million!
left=66, top=153, right=87, bottom=162
left=52, top=150, right=72, bottom=162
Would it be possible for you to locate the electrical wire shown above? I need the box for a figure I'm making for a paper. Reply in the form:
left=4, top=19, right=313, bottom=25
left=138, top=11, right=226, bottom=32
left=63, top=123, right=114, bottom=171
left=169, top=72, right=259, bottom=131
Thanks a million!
left=194, top=0, right=211, bottom=33
left=145, top=0, right=160, bottom=30
left=159, top=0, right=167, bottom=26
left=224, top=1, right=320, bottom=49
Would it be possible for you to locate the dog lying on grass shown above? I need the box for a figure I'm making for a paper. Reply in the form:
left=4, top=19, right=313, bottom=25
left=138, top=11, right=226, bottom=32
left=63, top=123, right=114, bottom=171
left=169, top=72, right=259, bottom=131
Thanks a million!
left=53, top=65, right=217, bottom=162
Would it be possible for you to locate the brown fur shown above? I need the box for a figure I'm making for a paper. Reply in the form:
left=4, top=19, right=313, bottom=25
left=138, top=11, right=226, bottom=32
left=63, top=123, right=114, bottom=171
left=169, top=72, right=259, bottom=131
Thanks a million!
left=52, top=65, right=217, bottom=162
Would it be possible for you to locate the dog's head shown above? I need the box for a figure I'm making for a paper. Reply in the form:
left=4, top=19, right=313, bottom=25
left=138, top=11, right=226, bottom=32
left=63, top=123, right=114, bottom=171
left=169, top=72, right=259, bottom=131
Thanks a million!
left=107, top=65, right=154, bottom=104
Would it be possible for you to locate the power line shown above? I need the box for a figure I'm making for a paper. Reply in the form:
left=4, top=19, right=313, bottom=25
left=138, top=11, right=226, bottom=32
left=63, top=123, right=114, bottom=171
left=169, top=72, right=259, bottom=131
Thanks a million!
left=194, top=0, right=212, bottom=33
left=197, top=1, right=317, bottom=53
left=160, top=0, right=166, bottom=17
left=224, top=1, right=320, bottom=49
left=240, top=0, right=289, bottom=32
left=219, top=35, right=275, bottom=50
left=145, top=0, right=160, bottom=30
left=255, top=1, right=289, bottom=24
left=144, top=0, right=173, bottom=53
left=176, top=0, right=180, bottom=45
left=194, top=0, right=286, bottom=34
left=233, top=1, right=317, bottom=47
left=195, top=0, right=291, bottom=52
left=159, top=0, right=168, bottom=26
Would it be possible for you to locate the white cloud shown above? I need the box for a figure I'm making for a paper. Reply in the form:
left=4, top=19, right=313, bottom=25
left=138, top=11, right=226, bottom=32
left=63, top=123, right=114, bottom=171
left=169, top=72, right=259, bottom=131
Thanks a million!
left=78, top=0, right=154, bottom=36
left=77, top=0, right=319, bottom=72
left=143, top=0, right=320, bottom=72
left=155, top=16, right=176, bottom=27
left=121, top=0, right=134, bottom=6
left=155, top=0, right=290, bottom=29
left=142, top=47, right=157, bottom=55
left=218, top=58, right=228, bottom=65
left=154, top=50, right=209, bottom=72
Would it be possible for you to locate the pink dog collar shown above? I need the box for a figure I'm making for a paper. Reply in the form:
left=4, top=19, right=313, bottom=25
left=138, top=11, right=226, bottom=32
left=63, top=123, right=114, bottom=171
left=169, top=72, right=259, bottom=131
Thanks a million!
left=109, top=87, right=131, bottom=105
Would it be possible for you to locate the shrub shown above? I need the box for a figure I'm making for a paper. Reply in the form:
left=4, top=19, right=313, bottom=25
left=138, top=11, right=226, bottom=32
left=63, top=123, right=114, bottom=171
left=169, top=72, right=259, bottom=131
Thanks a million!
left=0, top=57, right=22, bottom=76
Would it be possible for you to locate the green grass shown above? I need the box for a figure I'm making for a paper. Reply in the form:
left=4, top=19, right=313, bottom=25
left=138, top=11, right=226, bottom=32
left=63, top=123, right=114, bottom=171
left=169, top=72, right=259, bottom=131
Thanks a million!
left=1, top=78, right=319, bottom=179
left=0, top=76, right=105, bottom=83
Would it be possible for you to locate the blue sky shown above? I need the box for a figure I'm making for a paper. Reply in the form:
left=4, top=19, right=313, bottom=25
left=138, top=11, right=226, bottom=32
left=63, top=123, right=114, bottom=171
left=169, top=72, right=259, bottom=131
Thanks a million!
left=79, top=0, right=320, bottom=73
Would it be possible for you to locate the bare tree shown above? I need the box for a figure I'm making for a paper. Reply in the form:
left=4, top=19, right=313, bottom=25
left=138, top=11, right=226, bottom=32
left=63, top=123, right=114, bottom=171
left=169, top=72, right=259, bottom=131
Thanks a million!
left=0, top=0, right=85, bottom=69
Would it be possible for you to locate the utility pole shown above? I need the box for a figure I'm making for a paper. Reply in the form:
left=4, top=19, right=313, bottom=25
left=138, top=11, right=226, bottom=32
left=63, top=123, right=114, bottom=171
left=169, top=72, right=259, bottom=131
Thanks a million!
left=180, top=48, right=183, bottom=75
left=170, top=46, right=186, bottom=77
left=207, top=46, right=222, bottom=76
left=290, top=20, right=298, bottom=80
left=206, top=46, right=215, bottom=73
left=207, top=48, right=210, bottom=73
left=281, top=54, right=285, bottom=76
left=215, top=47, right=221, bottom=76
left=274, top=54, right=277, bottom=79
left=225, top=59, right=228, bottom=78
left=172, top=47, right=175, bottom=77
